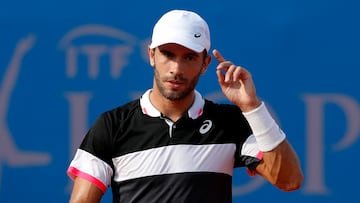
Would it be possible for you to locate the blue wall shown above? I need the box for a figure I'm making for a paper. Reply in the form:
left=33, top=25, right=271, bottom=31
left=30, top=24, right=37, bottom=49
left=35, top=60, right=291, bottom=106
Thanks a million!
left=1, top=0, right=359, bottom=202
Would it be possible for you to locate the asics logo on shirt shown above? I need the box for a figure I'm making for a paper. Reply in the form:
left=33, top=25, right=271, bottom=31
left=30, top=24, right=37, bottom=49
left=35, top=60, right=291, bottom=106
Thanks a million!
left=199, top=120, right=212, bottom=134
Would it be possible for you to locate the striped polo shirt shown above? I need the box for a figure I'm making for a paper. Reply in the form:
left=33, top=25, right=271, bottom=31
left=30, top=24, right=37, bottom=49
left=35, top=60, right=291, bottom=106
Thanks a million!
left=67, top=89, right=261, bottom=203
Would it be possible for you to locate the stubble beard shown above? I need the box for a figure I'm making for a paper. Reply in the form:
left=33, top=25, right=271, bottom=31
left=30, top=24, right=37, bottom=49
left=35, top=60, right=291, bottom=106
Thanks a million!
left=153, top=66, right=201, bottom=101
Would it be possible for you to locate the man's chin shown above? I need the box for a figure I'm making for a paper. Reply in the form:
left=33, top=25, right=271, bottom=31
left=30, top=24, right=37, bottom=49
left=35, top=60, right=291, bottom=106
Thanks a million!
left=163, top=90, right=186, bottom=101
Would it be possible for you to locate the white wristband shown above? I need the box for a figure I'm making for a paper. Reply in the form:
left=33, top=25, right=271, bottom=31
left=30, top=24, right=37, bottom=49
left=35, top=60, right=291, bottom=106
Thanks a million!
left=242, top=102, right=286, bottom=152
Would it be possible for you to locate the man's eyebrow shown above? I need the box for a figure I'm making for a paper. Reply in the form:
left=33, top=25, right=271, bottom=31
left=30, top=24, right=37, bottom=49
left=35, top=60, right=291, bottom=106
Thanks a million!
left=158, top=48, right=172, bottom=54
left=185, top=52, right=201, bottom=58
left=187, top=52, right=199, bottom=56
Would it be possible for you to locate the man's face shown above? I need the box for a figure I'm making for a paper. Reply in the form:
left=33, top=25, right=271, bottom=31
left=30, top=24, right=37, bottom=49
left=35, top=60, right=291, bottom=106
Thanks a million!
left=148, top=43, right=211, bottom=101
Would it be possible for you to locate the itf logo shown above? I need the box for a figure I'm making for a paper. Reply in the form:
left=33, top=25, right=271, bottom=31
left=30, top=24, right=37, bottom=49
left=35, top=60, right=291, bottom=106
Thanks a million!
left=58, top=24, right=138, bottom=79
left=0, top=35, right=51, bottom=190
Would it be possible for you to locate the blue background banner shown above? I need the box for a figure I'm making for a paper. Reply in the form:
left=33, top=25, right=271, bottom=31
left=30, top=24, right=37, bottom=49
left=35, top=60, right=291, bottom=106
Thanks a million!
left=1, top=0, right=359, bottom=202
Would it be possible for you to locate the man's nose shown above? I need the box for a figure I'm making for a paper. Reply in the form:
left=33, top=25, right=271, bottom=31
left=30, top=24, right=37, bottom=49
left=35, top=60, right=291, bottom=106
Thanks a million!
left=169, top=59, right=185, bottom=75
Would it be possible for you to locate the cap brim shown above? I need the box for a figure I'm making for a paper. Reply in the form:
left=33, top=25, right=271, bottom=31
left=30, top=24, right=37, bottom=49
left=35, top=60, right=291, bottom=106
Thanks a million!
left=150, top=33, right=205, bottom=52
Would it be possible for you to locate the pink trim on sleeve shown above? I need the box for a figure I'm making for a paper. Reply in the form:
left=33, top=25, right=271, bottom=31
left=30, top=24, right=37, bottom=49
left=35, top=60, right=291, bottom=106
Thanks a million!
left=247, top=151, right=263, bottom=177
left=67, top=166, right=107, bottom=193
left=256, top=151, right=263, bottom=159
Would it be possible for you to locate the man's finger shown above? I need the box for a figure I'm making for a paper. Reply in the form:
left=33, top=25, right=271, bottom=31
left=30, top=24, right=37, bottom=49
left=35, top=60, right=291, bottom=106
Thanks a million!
left=212, top=49, right=226, bottom=63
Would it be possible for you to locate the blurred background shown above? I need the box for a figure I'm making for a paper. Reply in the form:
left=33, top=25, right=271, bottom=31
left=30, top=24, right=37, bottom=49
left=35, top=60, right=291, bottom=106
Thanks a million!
left=1, top=0, right=359, bottom=202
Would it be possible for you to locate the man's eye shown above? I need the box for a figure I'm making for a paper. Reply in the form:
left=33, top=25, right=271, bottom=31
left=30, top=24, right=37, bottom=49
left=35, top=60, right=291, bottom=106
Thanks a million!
left=185, top=55, right=196, bottom=61
left=162, top=51, right=173, bottom=57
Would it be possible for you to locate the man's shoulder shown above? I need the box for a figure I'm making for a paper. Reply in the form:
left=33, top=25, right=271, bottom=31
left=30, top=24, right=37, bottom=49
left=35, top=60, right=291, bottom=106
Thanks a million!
left=101, top=99, right=141, bottom=121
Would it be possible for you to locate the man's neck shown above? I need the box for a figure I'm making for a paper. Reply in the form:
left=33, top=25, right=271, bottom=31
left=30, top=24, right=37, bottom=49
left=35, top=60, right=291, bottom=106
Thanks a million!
left=149, top=89, right=195, bottom=122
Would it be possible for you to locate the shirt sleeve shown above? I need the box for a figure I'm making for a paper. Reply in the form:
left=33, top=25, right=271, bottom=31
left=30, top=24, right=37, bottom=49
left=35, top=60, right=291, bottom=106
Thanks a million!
left=67, top=113, right=114, bottom=193
left=240, top=135, right=263, bottom=176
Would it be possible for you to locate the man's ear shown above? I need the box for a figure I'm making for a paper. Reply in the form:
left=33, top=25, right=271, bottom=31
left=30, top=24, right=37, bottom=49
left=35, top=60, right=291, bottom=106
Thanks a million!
left=148, top=47, right=155, bottom=67
left=201, top=55, right=212, bottom=74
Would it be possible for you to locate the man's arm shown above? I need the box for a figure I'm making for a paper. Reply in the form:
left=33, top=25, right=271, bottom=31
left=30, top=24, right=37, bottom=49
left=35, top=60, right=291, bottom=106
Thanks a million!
left=255, top=139, right=304, bottom=191
left=69, top=177, right=104, bottom=203
left=212, top=49, right=304, bottom=191
left=242, top=102, right=304, bottom=191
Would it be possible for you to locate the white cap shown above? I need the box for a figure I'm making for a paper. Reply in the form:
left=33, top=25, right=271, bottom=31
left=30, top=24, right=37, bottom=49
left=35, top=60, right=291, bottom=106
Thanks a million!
left=149, top=10, right=211, bottom=53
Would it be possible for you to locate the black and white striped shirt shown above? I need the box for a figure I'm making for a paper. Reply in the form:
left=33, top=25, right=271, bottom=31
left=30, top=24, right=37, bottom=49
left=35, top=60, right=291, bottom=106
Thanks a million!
left=68, top=89, right=262, bottom=203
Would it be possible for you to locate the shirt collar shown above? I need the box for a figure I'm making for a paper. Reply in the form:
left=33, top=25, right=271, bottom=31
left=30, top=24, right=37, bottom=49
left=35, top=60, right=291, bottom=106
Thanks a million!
left=140, top=89, right=205, bottom=119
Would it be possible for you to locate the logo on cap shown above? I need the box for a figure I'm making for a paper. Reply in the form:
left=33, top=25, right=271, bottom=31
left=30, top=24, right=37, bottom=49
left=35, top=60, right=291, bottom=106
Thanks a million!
left=194, top=33, right=201, bottom=38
